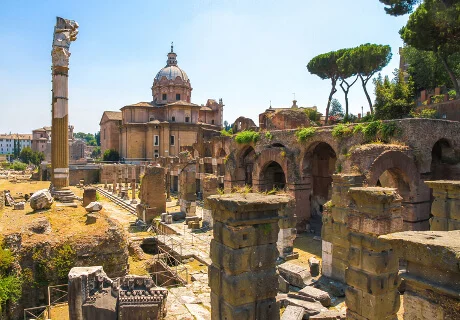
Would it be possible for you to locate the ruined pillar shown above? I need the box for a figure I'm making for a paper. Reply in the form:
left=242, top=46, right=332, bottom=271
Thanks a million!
left=380, top=230, right=460, bottom=319
left=131, top=166, right=137, bottom=204
left=425, top=180, right=460, bottom=230
left=51, top=17, right=78, bottom=189
left=139, top=166, right=166, bottom=222
left=322, top=174, right=363, bottom=282
left=345, top=187, right=403, bottom=320
left=82, top=187, right=96, bottom=207
left=202, top=174, right=219, bottom=228
left=208, top=193, right=290, bottom=320
left=277, top=198, right=298, bottom=260
left=179, top=170, right=197, bottom=217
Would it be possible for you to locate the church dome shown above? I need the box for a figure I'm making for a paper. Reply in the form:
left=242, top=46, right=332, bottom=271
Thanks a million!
left=155, top=65, right=189, bottom=82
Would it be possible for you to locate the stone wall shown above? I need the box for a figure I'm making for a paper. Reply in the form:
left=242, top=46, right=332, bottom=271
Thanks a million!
left=179, top=169, right=196, bottom=217
left=381, top=230, right=460, bottom=319
left=322, top=174, right=363, bottom=282
left=426, top=180, right=460, bottom=230
left=69, top=167, right=100, bottom=186
left=207, top=193, right=289, bottom=320
left=202, top=174, right=218, bottom=227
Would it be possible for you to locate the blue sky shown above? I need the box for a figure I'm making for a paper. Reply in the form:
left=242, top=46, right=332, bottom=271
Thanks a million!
left=0, top=0, right=409, bottom=134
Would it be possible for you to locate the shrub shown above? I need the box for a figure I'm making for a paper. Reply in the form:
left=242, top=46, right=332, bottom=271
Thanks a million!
left=295, top=127, right=316, bottom=142
left=265, top=131, right=273, bottom=140
left=353, top=123, right=366, bottom=134
left=411, top=108, right=437, bottom=119
left=380, top=122, right=400, bottom=141
left=103, top=149, right=120, bottom=162
left=448, top=90, right=456, bottom=100
left=304, top=109, right=319, bottom=121
left=332, top=124, right=353, bottom=139
left=363, top=121, right=381, bottom=141
left=431, top=94, right=445, bottom=104
left=235, top=131, right=260, bottom=144
left=220, top=128, right=233, bottom=137
left=11, top=161, right=27, bottom=171
left=51, top=244, right=77, bottom=280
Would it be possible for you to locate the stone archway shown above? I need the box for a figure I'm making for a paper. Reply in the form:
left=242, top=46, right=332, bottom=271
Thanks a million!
left=302, top=142, right=337, bottom=217
left=232, top=146, right=256, bottom=188
left=367, top=150, right=429, bottom=230
left=258, top=161, right=286, bottom=192
left=431, top=138, right=460, bottom=180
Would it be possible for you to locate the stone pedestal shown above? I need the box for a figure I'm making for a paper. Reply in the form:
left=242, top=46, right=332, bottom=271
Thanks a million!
left=82, top=187, right=97, bottom=207
left=322, top=174, right=363, bottom=282
left=202, top=174, right=219, bottom=228
left=207, top=193, right=290, bottom=320
left=131, top=178, right=137, bottom=204
left=345, top=187, right=403, bottom=320
left=179, top=170, right=197, bottom=217
left=425, top=180, right=460, bottom=230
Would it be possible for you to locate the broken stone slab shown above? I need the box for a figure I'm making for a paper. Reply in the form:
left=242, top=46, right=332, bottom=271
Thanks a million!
left=184, top=303, right=210, bottom=320
left=14, top=202, right=25, bottom=210
left=286, top=297, right=325, bottom=317
left=281, top=305, right=305, bottom=320
left=171, top=211, right=186, bottom=221
left=279, top=274, right=290, bottom=293
left=85, top=201, right=103, bottom=212
left=185, top=215, right=201, bottom=223
left=278, top=262, right=312, bottom=288
left=30, top=189, right=53, bottom=210
left=309, top=310, right=346, bottom=319
left=86, top=213, right=97, bottom=224
left=161, top=212, right=168, bottom=222
left=298, top=286, right=331, bottom=307
left=315, top=277, right=347, bottom=297
left=308, top=257, right=320, bottom=277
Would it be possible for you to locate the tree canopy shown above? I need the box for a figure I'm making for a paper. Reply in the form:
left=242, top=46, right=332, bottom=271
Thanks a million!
left=379, top=0, right=420, bottom=15
left=401, top=46, right=460, bottom=93
left=74, top=132, right=98, bottom=146
left=19, top=147, right=44, bottom=166
left=307, top=49, right=347, bottom=124
left=400, top=1, right=460, bottom=97
left=374, top=70, right=415, bottom=120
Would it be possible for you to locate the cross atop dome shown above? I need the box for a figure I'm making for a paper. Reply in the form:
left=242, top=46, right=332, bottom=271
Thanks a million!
left=167, top=42, right=177, bottom=66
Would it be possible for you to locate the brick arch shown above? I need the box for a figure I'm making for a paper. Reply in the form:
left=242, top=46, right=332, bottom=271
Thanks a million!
left=252, top=148, right=293, bottom=191
left=367, top=150, right=419, bottom=199
left=298, top=139, right=339, bottom=175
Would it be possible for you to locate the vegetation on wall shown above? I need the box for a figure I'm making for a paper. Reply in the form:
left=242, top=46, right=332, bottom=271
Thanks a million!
left=352, top=120, right=402, bottom=142
left=265, top=131, right=273, bottom=140
left=235, top=131, right=260, bottom=144
left=332, top=124, right=353, bottom=139
left=295, top=127, right=316, bottom=142
left=220, top=128, right=233, bottom=137
left=0, top=247, right=22, bottom=312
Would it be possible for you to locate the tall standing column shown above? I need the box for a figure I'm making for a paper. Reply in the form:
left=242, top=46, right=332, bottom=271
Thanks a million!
left=51, top=17, right=78, bottom=189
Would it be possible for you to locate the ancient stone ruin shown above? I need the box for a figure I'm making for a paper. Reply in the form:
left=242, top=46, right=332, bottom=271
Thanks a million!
left=68, top=266, right=168, bottom=320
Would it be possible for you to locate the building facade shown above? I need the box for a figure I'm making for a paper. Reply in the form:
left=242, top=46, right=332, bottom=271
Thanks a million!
left=101, top=45, right=224, bottom=161
left=31, top=125, right=76, bottom=162
left=0, top=134, right=32, bottom=155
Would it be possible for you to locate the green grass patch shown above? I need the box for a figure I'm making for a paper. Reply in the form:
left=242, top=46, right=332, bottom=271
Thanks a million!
left=235, top=131, right=260, bottom=144
left=295, top=127, right=316, bottom=142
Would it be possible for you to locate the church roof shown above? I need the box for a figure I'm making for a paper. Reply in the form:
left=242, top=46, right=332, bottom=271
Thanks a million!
left=103, top=111, right=122, bottom=120
left=165, top=100, right=199, bottom=107
left=124, top=102, right=154, bottom=108
left=155, top=65, right=189, bottom=82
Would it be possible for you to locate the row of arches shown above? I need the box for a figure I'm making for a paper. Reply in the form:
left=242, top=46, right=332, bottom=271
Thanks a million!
left=230, top=137, right=459, bottom=231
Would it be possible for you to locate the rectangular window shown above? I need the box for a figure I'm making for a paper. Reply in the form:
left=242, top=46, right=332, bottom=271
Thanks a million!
left=171, top=116, right=175, bottom=122
left=185, top=116, right=190, bottom=123
left=170, top=135, right=175, bottom=146
left=211, top=119, right=215, bottom=124
left=154, top=150, right=159, bottom=158
left=176, top=93, right=180, bottom=100
left=154, top=135, right=159, bottom=146
left=162, top=93, right=167, bottom=100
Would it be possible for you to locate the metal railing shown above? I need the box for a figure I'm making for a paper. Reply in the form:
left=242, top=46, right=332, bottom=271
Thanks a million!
left=23, top=284, right=68, bottom=320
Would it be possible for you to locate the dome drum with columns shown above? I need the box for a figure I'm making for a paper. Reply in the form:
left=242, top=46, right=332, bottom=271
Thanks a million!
left=100, top=44, right=224, bottom=161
